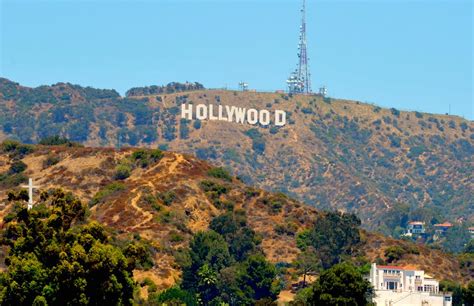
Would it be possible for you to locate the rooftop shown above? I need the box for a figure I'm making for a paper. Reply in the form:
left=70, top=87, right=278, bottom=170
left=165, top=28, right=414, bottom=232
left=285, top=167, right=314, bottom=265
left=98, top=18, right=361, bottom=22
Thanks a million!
left=408, top=221, right=425, bottom=225
left=434, top=222, right=453, bottom=227
left=376, top=264, right=419, bottom=271
left=377, top=265, right=405, bottom=270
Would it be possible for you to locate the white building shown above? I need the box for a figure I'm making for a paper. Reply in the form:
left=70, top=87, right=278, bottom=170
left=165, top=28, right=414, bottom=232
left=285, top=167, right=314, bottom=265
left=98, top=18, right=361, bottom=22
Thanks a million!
left=406, top=221, right=426, bottom=236
left=369, top=263, right=452, bottom=306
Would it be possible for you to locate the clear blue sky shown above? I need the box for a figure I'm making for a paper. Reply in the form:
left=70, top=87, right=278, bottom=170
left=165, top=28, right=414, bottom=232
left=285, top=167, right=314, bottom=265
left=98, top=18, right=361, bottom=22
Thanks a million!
left=1, top=0, right=472, bottom=119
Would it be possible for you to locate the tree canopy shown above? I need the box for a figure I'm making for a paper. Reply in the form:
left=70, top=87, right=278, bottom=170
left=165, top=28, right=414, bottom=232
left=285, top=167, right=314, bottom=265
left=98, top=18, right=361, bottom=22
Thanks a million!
left=298, top=211, right=362, bottom=269
left=306, top=262, right=374, bottom=306
left=0, top=189, right=138, bottom=305
left=173, top=211, right=279, bottom=305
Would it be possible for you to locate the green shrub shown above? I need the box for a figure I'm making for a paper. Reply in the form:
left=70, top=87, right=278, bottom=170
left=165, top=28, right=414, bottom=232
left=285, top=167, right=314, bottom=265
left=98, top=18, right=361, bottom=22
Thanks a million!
left=262, top=197, right=284, bottom=214
left=114, top=164, right=131, bottom=180
left=158, top=191, right=176, bottom=206
left=158, top=144, right=169, bottom=151
left=158, top=211, right=173, bottom=224
left=0, top=140, right=34, bottom=158
left=389, top=135, right=401, bottom=148
left=150, top=149, right=164, bottom=161
left=43, top=154, right=61, bottom=168
left=244, top=128, right=262, bottom=140
left=274, top=223, right=297, bottom=236
left=90, top=182, right=126, bottom=206
left=131, top=149, right=164, bottom=168
left=180, top=118, right=190, bottom=139
left=141, top=277, right=154, bottom=287
left=296, top=230, right=310, bottom=250
left=142, top=194, right=161, bottom=211
left=8, top=161, right=27, bottom=174
left=200, top=180, right=228, bottom=198
left=270, top=200, right=283, bottom=213
left=245, top=187, right=260, bottom=198
left=1, top=140, right=23, bottom=152
left=207, top=167, right=232, bottom=181
left=407, top=145, right=426, bottom=159
left=252, top=138, right=266, bottom=154
left=131, top=149, right=148, bottom=161
left=147, top=282, right=158, bottom=293
left=0, top=173, right=27, bottom=188
left=39, top=135, right=79, bottom=147
left=169, top=231, right=185, bottom=242
left=391, top=108, right=400, bottom=117
left=269, top=126, right=279, bottom=134
left=223, top=148, right=241, bottom=163
left=150, top=287, right=197, bottom=305
left=384, top=246, right=405, bottom=263
left=123, top=240, right=154, bottom=270
left=193, top=120, right=202, bottom=130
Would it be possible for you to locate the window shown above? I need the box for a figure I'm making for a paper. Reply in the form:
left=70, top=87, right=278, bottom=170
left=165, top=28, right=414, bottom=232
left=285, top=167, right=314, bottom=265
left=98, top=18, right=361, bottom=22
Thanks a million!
left=444, top=296, right=451, bottom=301
left=424, top=285, right=435, bottom=293
left=388, top=282, right=398, bottom=290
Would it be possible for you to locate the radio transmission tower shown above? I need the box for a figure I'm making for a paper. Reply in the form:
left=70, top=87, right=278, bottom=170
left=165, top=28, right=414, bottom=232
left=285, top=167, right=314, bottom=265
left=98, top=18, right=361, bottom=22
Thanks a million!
left=287, top=0, right=312, bottom=94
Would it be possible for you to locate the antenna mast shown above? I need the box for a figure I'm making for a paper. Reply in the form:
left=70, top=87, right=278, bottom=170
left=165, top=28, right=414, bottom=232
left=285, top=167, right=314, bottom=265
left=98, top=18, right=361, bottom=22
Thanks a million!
left=287, top=0, right=312, bottom=94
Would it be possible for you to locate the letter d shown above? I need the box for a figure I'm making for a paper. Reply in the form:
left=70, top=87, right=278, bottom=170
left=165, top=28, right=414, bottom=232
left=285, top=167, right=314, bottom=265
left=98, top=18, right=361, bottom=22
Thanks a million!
left=275, top=110, right=286, bottom=126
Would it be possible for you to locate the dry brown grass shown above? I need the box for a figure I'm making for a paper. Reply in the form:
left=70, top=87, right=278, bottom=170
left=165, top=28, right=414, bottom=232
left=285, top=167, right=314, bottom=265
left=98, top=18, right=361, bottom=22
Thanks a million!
left=0, top=144, right=471, bottom=294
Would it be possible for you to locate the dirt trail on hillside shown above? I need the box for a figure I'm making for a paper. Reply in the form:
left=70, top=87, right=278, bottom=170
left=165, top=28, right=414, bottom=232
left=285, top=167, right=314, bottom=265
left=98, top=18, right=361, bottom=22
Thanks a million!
left=142, top=153, right=187, bottom=177
left=128, top=189, right=154, bottom=230
left=126, top=153, right=188, bottom=230
left=169, top=154, right=186, bottom=174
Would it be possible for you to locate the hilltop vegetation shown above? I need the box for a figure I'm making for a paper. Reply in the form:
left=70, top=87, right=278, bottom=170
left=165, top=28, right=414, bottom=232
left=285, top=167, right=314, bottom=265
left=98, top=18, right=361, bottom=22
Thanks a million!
left=126, top=82, right=205, bottom=97
left=0, top=78, right=472, bottom=237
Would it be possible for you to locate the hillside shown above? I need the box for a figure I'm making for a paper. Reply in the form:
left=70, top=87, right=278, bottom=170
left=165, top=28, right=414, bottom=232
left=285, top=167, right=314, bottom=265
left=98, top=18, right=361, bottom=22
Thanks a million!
left=0, top=143, right=471, bottom=291
left=0, top=78, right=472, bottom=235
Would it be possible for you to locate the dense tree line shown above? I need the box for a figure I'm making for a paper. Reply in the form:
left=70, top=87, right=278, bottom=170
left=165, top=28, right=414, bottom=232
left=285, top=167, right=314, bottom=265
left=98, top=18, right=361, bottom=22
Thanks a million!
left=125, top=82, right=205, bottom=97
left=151, top=210, right=279, bottom=305
left=0, top=189, right=151, bottom=305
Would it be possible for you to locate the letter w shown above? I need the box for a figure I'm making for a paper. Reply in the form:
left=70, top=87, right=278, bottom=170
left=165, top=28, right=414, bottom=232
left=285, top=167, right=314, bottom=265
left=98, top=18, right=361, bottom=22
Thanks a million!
left=235, top=107, right=246, bottom=124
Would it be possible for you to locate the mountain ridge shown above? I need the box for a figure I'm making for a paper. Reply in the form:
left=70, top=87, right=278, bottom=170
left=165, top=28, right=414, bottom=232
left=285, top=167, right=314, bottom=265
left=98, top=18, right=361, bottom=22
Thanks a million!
left=0, top=78, right=472, bottom=236
left=0, top=144, right=471, bottom=290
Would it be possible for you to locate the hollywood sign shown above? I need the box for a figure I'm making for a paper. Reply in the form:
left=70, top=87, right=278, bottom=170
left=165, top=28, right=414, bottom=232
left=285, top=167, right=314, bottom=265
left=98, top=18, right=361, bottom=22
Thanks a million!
left=181, top=104, right=287, bottom=126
